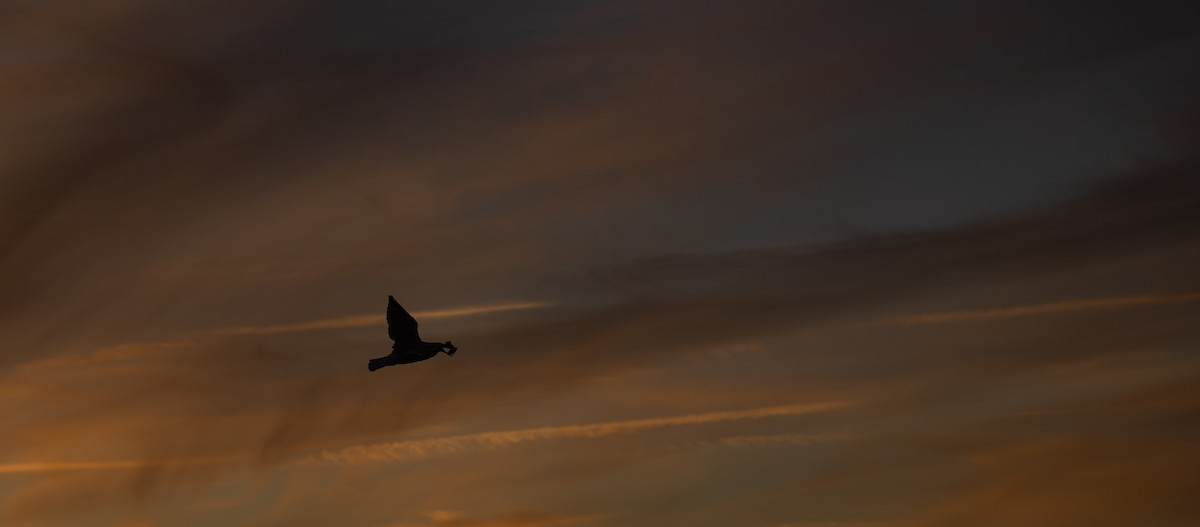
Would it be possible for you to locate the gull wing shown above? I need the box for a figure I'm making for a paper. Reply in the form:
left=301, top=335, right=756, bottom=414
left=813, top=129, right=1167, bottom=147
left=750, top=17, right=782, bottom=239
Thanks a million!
left=386, top=296, right=421, bottom=347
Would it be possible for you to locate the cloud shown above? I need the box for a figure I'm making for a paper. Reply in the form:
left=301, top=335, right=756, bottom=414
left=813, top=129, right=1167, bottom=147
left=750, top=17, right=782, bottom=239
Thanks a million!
left=772, top=523, right=888, bottom=527
left=2, top=1, right=1199, bottom=525
left=2, top=155, right=1195, bottom=519
left=0, top=460, right=144, bottom=474
left=895, top=434, right=1200, bottom=527
left=0, top=455, right=237, bottom=475
left=310, top=401, right=847, bottom=465
left=6, top=0, right=1198, bottom=372
left=877, top=291, right=1200, bottom=326
left=3, top=144, right=1198, bottom=501
left=711, top=433, right=856, bottom=450
left=415, top=510, right=601, bottom=527
left=212, top=300, right=555, bottom=336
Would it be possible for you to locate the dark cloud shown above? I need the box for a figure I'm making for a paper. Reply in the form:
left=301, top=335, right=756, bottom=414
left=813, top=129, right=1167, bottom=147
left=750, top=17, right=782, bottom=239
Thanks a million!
left=5, top=0, right=1198, bottom=363
left=3, top=126, right=1197, bottom=524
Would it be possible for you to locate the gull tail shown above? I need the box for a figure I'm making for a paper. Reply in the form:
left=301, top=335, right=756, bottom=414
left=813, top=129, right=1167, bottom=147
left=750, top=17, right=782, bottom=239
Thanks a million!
left=368, top=356, right=390, bottom=372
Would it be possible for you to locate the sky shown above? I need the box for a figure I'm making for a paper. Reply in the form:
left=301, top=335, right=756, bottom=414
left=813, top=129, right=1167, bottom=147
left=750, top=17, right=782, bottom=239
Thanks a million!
left=2, top=1, right=1199, bottom=526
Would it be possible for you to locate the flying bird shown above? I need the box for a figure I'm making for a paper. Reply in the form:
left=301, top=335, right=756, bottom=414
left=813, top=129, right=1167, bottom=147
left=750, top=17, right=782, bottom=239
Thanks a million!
left=368, top=296, right=457, bottom=372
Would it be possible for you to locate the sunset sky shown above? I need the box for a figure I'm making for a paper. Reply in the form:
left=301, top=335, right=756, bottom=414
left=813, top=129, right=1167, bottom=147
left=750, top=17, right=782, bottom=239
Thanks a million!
left=2, top=1, right=1199, bottom=526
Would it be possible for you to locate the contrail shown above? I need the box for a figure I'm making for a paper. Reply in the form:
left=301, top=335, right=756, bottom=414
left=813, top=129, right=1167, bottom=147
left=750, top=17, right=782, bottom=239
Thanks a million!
left=881, top=291, right=1200, bottom=326
left=0, top=456, right=233, bottom=474
left=0, top=460, right=144, bottom=474
left=16, top=300, right=556, bottom=372
left=213, top=301, right=555, bottom=336
left=310, top=400, right=848, bottom=465
left=0, top=402, right=846, bottom=473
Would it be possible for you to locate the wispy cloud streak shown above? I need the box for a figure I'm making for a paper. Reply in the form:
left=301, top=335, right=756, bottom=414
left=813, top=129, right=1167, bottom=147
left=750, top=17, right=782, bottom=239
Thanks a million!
left=0, top=461, right=144, bottom=474
left=881, top=292, right=1200, bottom=326
left=311, top=401, right=848, bottom=465
left=713, top=432, right=855, bottom=449
left=212, top=301, right=555, bottom=336
left=0, top=455, right=232, bottom=474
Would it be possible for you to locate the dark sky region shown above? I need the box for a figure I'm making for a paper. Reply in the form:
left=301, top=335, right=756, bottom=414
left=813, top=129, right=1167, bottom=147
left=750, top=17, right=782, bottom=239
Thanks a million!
left=2, top=1, right=1199, bottom=526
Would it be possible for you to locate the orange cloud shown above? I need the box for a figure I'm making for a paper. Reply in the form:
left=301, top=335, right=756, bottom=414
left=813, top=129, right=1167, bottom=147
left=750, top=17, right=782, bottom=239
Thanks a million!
left=0, top=460, right=143, bottom=474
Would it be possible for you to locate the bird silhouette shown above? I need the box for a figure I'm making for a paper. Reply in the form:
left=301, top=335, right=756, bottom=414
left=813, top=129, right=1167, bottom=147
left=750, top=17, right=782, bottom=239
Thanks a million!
left=368, top=296, right=457, bottom=371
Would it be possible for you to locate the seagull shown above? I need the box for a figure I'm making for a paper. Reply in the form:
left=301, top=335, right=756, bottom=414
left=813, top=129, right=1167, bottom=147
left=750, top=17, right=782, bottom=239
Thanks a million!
left=368, top=296, right=457, bottom=372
